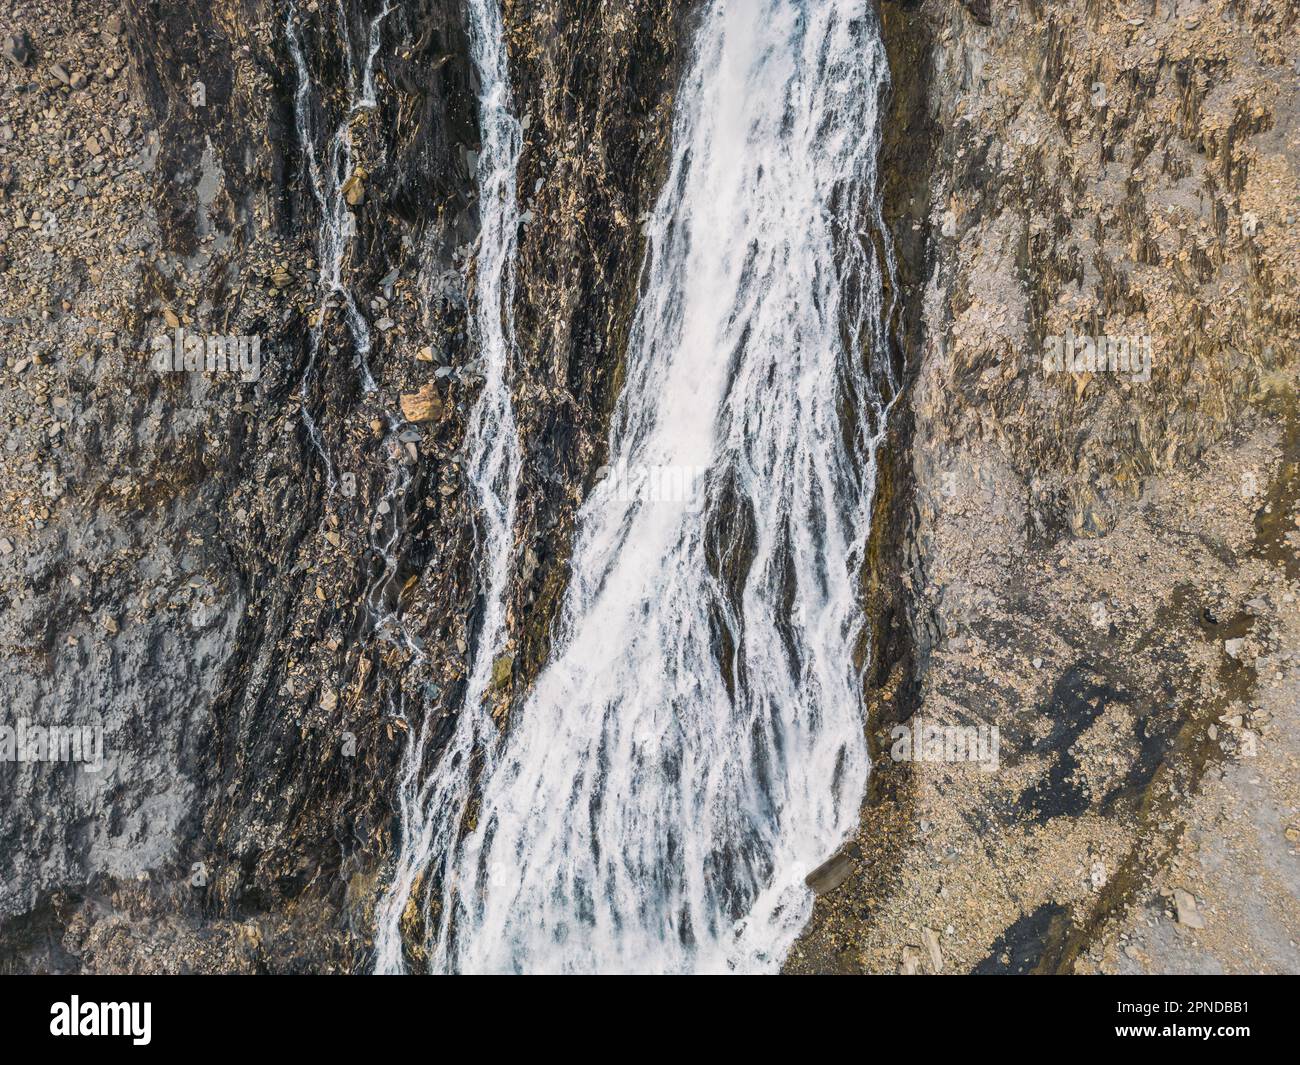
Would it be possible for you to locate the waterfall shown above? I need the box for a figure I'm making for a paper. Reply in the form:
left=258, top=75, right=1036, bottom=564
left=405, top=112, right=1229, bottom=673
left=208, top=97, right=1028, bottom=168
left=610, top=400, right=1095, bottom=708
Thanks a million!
left=381, top=0, right=894, bottom=974
left=373, top=0, right=524, bottom=974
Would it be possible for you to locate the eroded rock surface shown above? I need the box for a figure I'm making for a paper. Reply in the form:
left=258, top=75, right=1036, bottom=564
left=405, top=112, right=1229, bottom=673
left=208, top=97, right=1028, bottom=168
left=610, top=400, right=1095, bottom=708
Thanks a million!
left=789, top=0, right=1299, bottom=974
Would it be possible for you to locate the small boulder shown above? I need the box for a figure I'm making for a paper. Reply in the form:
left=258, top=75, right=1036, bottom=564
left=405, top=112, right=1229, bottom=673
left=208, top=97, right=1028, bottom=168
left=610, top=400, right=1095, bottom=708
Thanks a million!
left=805, top=848, right=855, bottom=895
left=491, top=654, right=512, bottom=691
left=399, top=383, right=444, bottom=423
left=1174, top=888, right=1205, bottom=929
left=2, top=31, right=32, bottom=66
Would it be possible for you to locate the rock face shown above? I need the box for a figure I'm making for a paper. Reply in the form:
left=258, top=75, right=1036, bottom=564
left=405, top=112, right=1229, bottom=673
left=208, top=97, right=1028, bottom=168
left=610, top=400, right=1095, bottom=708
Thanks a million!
left=1, top=0, right=1295, bottom=976
left=788, top=0, right=1299, bottom=975
left=0, top=0, right=693, bottom=974
left=0, top=0, right=482, bottom=972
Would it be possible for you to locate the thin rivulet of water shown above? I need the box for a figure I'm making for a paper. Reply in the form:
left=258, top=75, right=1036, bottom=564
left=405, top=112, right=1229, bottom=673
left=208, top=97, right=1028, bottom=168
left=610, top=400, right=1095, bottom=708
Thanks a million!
left=286, top=1, right=394, bottom=489
left=372, top=0, right=524, bottom=974
left=288, top=2, right=423, bottom=654
left=381, top=0, right=897, bottom=974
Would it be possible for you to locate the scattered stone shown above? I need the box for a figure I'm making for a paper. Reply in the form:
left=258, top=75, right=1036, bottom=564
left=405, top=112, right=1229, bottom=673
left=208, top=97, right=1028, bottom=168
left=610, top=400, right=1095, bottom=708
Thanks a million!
left=50, top=62, right=70, bottom=85
left=2, top=31, right=32, bottom=67
left=899, top=945, right=923, bottom=975
left=805, top=849, right=854, bottom=895
left=921, top=926, right=943, bottom=972
left=399, top=383, right=444, bottom=423
left=1173, top=888, right=1205, bottom=929
left=1224, top=637, right=1245, bottom=661
left=0, top=537, right=11, bottom=555
left=69, top=70, right=88, bottom=90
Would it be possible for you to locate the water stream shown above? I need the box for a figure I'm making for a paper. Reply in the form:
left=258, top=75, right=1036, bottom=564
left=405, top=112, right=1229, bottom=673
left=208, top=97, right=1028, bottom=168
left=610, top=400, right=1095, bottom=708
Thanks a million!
left=373, top=0, right=524, bottom=974
left=380, top=0, right=894, bottom=974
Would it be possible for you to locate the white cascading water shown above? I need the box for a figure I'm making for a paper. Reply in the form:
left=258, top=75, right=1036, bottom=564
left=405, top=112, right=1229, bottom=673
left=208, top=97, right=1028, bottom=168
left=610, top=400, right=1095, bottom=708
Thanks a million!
left=373, top=0, right=523, bottom=974
left=380, top=0, right=896, bottom=974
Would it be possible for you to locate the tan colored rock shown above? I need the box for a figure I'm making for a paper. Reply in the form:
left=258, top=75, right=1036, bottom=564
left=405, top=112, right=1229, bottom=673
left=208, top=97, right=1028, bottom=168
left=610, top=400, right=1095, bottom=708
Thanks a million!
left=1174, top=888, right=1205, bottom=930
left=342, top=174, right=364, bottom=206
left=400, top=383, right=443, bottom=423
left=921, top=926, right=943, bottom=972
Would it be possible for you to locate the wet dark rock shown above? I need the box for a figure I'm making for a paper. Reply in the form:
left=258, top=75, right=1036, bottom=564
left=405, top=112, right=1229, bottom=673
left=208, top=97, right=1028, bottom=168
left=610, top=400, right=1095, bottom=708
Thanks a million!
left=0, top=0, right=480, bottom=975
left=805, top=850, right=856, bottom=895
left=973, top=904, right=1070, bottom=974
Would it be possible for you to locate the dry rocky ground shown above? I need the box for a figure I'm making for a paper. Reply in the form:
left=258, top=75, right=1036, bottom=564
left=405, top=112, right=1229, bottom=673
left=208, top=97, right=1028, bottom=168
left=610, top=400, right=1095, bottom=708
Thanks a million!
left=792, top=0, right=1299, bottom=973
